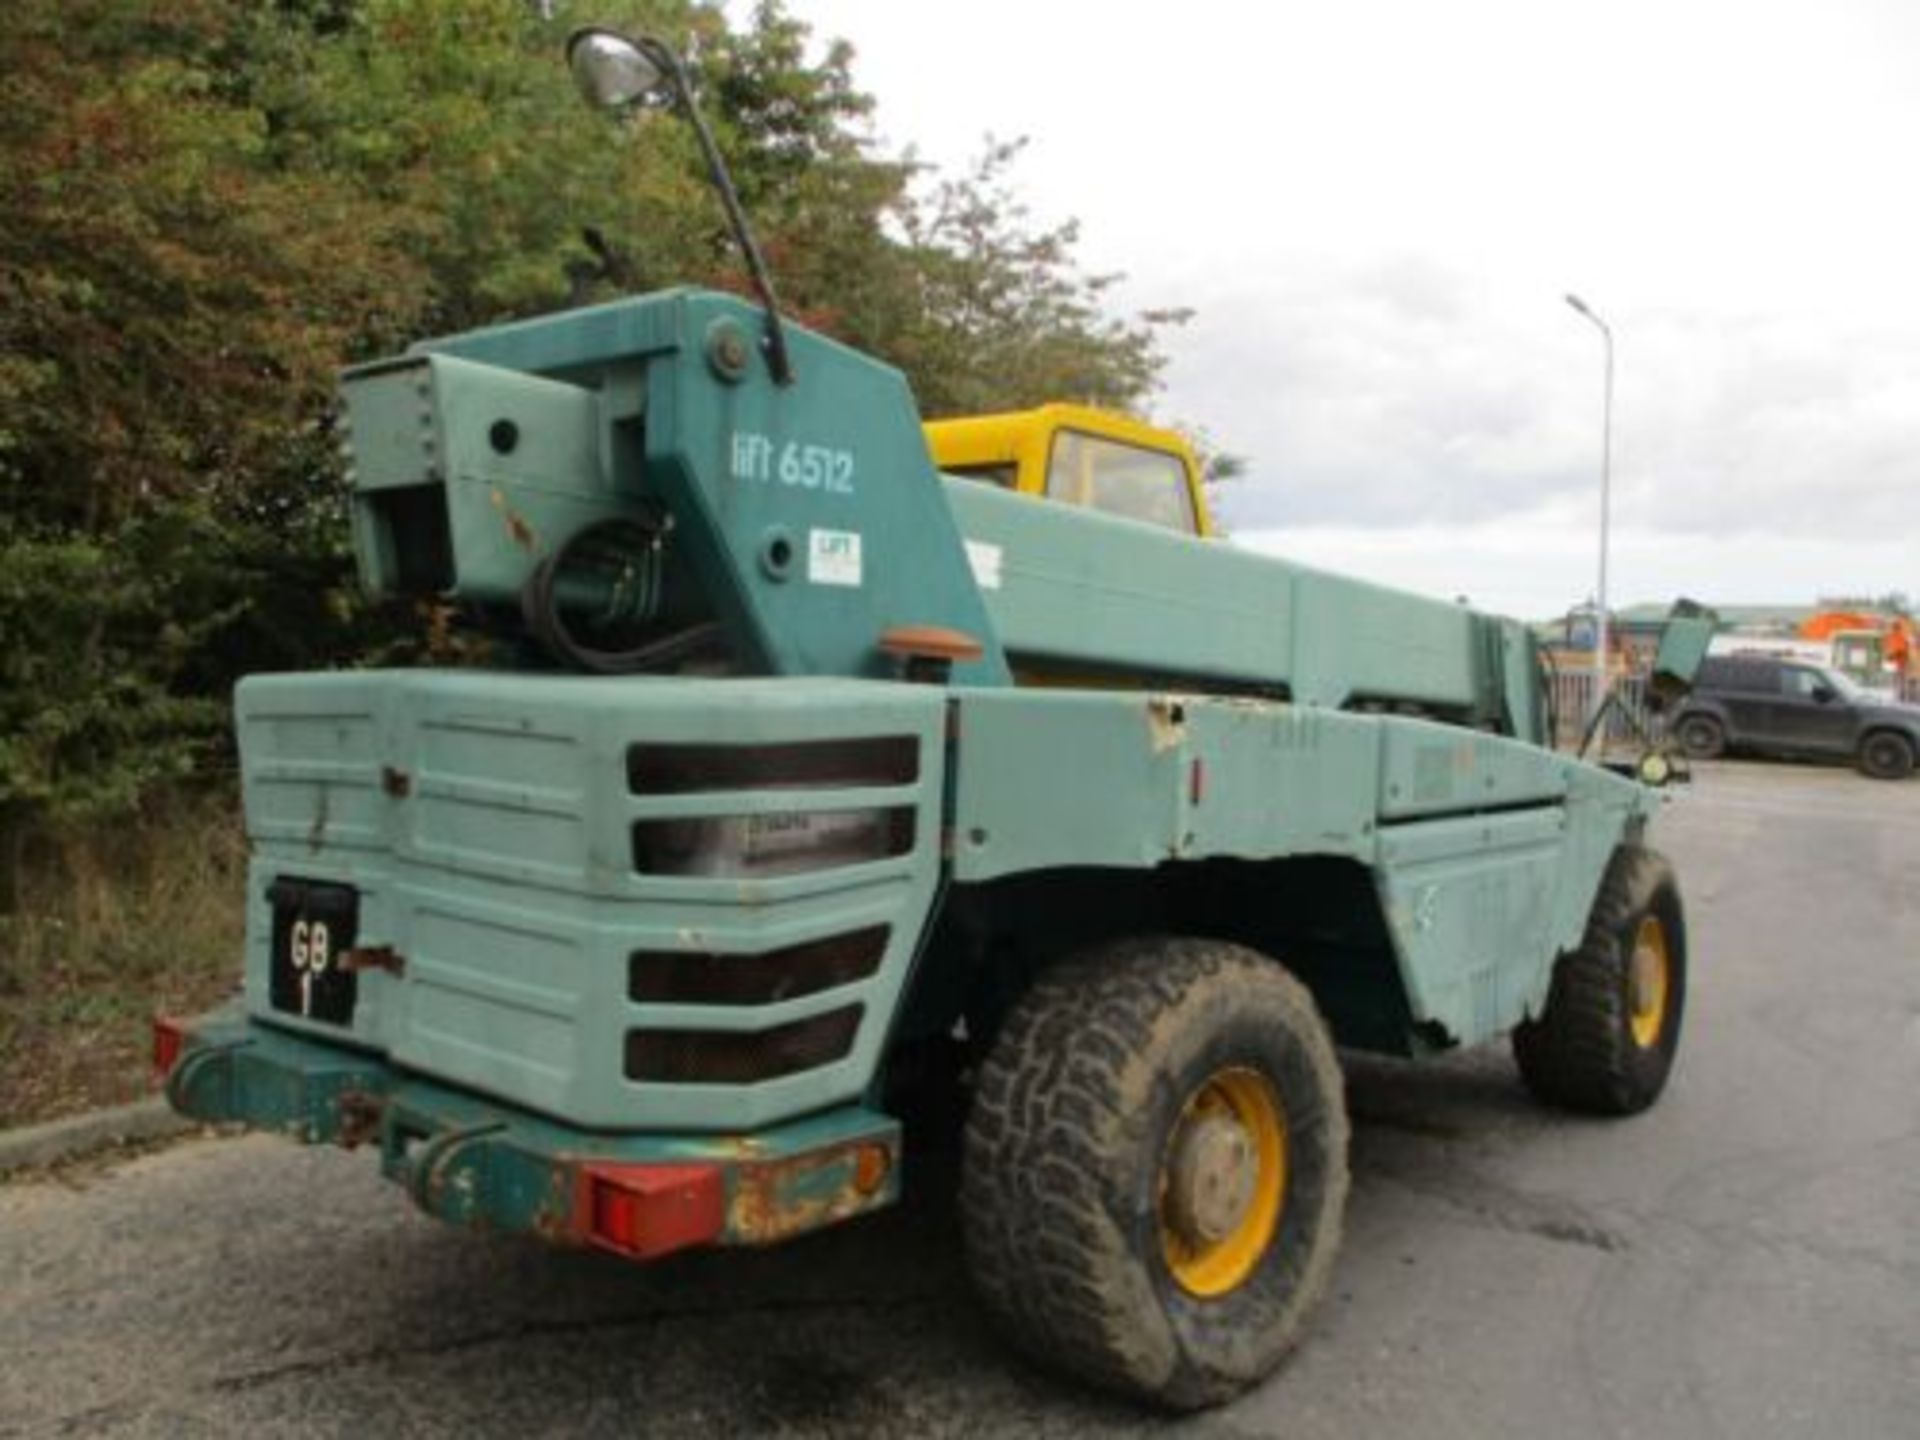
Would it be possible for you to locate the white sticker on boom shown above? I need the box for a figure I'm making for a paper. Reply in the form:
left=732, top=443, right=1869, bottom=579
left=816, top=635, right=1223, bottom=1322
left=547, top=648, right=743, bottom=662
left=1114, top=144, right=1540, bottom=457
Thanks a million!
left=808, top=528, right=863, bottom=587
left=965, top=539, right=1003, bottom=591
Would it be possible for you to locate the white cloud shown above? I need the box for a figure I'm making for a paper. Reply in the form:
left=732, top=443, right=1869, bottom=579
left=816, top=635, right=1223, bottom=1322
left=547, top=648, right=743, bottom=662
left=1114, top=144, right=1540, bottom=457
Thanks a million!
left=1240, top=517, right=1917, bottom=620
left=1190, top=275, right=1920, bottom=544
left=780, top=0, right=1920, bottom=614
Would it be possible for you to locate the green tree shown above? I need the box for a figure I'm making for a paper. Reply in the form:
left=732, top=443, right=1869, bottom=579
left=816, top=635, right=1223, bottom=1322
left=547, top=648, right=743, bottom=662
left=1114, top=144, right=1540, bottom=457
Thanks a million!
left=0, top=0, right=1190, bottom=840
left=0, top=0, right=416, bottom=836
left=878, top=136, right=1187, bottom=417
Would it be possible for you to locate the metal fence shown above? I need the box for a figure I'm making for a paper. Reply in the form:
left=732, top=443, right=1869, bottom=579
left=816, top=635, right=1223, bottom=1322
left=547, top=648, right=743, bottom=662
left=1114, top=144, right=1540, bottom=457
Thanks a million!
left=1548, top=670, right=1665, bottom=753
left=1550, top=668, right=1920, bottom=753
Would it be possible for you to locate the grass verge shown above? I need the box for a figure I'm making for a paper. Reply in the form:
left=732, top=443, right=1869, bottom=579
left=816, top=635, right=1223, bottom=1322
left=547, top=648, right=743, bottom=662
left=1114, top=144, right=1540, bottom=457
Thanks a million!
left=0, top=792, right=246, bottom=1128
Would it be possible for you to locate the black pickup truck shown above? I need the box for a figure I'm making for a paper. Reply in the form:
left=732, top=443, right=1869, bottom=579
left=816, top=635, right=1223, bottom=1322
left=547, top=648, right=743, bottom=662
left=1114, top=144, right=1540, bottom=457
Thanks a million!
left=1670, top=655, right=1920, bottom=779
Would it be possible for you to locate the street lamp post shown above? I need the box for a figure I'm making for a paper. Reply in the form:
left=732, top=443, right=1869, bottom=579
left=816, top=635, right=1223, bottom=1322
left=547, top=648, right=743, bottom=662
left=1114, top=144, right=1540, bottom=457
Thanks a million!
left=1564, top=293, right=1613, bottom=724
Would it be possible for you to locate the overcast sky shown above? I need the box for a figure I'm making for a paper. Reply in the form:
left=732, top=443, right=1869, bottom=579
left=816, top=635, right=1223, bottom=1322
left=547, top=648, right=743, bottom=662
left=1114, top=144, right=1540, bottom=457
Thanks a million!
left=779, top=0, right=1919, bottom=617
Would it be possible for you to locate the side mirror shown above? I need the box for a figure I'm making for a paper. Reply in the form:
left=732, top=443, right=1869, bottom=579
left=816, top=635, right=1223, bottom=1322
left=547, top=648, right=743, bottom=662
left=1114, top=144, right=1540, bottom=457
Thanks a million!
left=561, top=28, right=795, bottom=385
left=1812, top=684, right=1837, bottom=705
left=567, top=29, right=669, bottom=110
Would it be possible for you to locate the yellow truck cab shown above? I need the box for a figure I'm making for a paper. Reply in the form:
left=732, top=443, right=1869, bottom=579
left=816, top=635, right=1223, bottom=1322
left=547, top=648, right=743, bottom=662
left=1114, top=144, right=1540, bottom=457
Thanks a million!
left=924, top=403, right=1215, bottom=538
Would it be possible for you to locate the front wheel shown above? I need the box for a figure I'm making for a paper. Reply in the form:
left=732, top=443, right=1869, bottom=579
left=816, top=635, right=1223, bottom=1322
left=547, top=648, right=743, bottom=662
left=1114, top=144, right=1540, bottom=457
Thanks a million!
left=1857, top=730, right=1916, bottom=780
left=1513, top=847, right=1687, bottom=1115
left=1675, top=714, right=1726, bottom=759
left=961, top=937, right=1349, bottom=1410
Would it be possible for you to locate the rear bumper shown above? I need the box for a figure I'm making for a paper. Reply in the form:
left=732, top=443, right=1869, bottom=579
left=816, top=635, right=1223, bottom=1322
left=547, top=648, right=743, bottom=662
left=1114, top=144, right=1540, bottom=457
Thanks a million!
left=157, top=1007, right=900, bottom=1259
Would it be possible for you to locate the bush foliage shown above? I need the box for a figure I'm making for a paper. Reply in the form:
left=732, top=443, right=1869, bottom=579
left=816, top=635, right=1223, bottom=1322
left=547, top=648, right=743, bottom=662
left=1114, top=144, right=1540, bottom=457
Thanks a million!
left=0, top=0, right=1180, bottom=842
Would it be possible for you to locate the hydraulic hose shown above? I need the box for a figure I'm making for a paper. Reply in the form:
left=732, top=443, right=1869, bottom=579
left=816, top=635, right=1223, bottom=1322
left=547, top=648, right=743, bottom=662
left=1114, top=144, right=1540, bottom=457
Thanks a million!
left=519, top=515, right=724, bottom=675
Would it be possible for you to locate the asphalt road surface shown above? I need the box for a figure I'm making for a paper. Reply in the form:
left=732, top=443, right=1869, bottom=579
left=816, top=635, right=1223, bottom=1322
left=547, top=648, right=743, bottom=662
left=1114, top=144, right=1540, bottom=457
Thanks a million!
left=5, top=760, right=1917, bottom=1438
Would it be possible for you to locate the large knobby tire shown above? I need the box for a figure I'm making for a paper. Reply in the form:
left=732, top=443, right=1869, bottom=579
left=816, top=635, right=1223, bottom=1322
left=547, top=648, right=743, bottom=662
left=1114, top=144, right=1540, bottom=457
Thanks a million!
left=961, top=937, right=1349, bottom=1410
left=1513, top=847, right=1687, bottom=1115
left=1674, top=714, right=1726, bottom=759
left=1857, top=729, right=1916, bottom=781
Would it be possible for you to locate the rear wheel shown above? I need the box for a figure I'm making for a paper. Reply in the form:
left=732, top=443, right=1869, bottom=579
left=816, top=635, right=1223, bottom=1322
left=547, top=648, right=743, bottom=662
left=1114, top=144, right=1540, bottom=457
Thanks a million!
left=1857, top=730, right=1915, bottom=780
left=1675, top=714, right=1726, bottom=759
left=1513, top=848, right=1686, bottom=1115
left=961, top=937, right=1348, bottom=1410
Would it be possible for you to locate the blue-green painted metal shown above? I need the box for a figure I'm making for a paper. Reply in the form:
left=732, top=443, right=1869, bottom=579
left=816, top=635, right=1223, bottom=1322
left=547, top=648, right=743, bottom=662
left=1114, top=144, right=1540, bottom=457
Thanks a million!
left=944, top=482, right=1546, bottom=739
left=1651, top=601, right=1717, bottom=697
left=345, top=354, right=608, bottom=604
left=181, top=282, right=1685, bottom=1261
left=238, top=670, right=946, bottom=1131
left=340, top=286, right=1542, bottom=731
left=344, top=289, right=1011, bottom=686
left=946, top=688, right=1652, bottom=1047
left=167, top=1004, right=900, bottom=1246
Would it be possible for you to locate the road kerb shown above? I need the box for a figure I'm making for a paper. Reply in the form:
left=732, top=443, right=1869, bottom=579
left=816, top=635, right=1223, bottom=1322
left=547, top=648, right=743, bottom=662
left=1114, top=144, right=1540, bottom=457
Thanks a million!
left=0, top=1097, right=196, bottom=1177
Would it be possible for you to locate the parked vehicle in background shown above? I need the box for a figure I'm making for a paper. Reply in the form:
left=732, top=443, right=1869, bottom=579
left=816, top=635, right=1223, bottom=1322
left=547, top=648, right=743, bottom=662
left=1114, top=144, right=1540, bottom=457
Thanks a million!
left=1705, top=635, right=1830, bottom=667
left=1672, top=655, right=1920, bottom=779
left=1705, top=612, right=1920, bottom=696
left=1799, top=610, right=1916, bottom=693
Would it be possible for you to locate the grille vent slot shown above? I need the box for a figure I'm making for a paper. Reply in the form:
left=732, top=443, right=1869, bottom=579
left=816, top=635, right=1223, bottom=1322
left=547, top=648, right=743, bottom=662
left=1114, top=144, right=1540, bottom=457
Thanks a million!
left=630, top=809, right=914, bottom=878
left=624, top=1006, right=863, bottom=1085
left=627, top=737, right=918, bottom=794
left=629, top=927, right=889, bottom=1007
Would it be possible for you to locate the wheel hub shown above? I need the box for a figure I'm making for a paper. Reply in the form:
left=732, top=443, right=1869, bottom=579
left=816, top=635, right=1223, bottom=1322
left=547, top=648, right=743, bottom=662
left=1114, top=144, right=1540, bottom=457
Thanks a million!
left=1628, top=915, right=1670, bottom=1048
left=1157, top=1067, right=1290, bottom=1297
left=1629, top=950, right=1658, bottom=1013
left=1166, top=1113, right=1261, bottom=1246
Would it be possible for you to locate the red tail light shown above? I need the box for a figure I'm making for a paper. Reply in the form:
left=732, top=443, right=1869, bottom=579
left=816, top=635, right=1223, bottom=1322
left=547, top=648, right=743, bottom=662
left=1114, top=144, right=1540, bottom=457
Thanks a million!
left=577, top=1163, right=724, bottom=1260
left=152, top=1016, right=187, bottom=1084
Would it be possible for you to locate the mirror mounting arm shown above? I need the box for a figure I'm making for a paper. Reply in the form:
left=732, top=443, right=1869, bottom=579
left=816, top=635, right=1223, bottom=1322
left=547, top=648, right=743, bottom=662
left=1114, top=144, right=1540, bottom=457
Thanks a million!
left=635, top=37, right=795, bottom=387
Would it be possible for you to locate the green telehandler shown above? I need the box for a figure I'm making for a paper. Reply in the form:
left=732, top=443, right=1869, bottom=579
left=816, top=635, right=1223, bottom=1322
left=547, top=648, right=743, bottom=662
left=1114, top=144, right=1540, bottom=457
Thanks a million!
left=157, top=26, right=1711, bottom=1408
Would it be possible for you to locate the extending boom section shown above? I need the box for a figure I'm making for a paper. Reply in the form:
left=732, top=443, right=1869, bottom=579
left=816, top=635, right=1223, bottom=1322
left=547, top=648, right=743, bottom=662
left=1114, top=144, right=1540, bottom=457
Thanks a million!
left=946, top=482, right=1544, bottom=736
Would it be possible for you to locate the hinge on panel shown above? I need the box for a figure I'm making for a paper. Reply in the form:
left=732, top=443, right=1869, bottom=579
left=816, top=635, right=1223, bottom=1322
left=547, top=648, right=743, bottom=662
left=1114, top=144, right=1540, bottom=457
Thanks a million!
left=338, top=946, right=405, bottom=978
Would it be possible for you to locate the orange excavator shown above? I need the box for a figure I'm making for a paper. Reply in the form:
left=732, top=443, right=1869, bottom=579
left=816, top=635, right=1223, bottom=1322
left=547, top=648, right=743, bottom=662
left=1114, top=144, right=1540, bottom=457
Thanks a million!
left=1799, top=611, right=1917, bottom=686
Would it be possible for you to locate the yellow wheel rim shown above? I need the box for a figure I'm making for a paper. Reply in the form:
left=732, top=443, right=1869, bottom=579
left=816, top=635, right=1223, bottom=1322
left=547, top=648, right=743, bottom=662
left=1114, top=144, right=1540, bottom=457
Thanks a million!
left=1157, top=1067, right=1288, bottom=1298
left=1628, top=915, right=1670, bottom=1049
